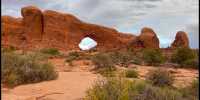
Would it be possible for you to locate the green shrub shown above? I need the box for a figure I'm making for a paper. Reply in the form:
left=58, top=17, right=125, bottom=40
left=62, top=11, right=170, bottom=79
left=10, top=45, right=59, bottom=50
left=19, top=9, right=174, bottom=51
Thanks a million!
left=65, top=51, right=81, bottom=62
left=96, top=68, right=116, bottom=77
left=171, top=47, right=198, bottom=68
left=132, top=85, right=184, bottom=100
left=91, top=52, right=114, bottom=69
left=143, top=49, right=165, bottom=66
left=1, top=52, right=58, bottom=87
left=146, top=68, right=174, bottom=87
left=109, top=51, right=135, bottom=67
left=85, top=77, right=134, bottom=100
left=40, top=48, right=60, bottom=56
left=85, top=78, right=185, bottom=100
left=65, top=51, right=84, bottom=66
left=1, top=46, right=16, bottom=52
left=125, top=69, right=138, bottom=78
left=131, top=57, right=142, bottom=65
left=91, top=52, right=116, bottom=77
left=180, top=79, right=199, bottom=100
left=183, top=59, right=199, bottom=69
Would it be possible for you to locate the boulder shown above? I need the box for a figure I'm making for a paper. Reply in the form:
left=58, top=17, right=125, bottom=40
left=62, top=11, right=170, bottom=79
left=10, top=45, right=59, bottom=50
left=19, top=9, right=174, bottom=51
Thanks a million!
left=171, top=31, right=189, bottom=48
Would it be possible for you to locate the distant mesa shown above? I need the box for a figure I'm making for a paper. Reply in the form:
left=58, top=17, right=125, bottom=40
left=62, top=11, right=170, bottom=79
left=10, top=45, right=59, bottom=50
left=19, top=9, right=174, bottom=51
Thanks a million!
left=1, top=6, right=190, bottom=51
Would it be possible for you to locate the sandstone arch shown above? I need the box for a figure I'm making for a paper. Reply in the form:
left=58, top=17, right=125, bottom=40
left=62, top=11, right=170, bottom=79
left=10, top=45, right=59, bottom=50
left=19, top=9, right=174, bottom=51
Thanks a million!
left=1, top=6, right=164, bottom=51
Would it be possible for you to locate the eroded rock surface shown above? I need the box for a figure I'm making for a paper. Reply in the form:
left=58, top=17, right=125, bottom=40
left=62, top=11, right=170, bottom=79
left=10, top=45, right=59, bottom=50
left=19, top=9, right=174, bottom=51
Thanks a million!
left=3, top=6, right=190, bottom=51
left=171, top=31, right=189, bottom=48
left=131, top=27, right=160, bottom=48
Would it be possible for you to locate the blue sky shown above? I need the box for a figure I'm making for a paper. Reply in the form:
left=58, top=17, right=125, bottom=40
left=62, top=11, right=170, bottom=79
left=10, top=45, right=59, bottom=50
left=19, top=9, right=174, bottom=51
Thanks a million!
left=2, top=0, right=199, bottom=48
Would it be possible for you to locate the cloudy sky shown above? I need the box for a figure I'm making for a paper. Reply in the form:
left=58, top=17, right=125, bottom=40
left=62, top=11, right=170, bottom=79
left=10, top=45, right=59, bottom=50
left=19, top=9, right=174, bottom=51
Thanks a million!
left=2, top=0, right=199, bottom=48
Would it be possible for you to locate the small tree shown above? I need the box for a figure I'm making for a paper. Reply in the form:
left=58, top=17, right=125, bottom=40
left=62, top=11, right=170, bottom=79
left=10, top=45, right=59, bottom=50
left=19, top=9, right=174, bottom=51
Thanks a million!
left=143, top=48, right=165, bottom=66
left=171, top=47, right=198, bottom=68
left=91, top=52, right=115, bottom=70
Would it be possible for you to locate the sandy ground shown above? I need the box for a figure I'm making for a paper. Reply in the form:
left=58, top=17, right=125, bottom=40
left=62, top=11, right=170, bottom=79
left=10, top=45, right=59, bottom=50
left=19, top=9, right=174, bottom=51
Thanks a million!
left=2, top=58, right=100, bottom=100
left=132, top=65, right=199, bottom=87
left=1, top=58, right=199, bottom=100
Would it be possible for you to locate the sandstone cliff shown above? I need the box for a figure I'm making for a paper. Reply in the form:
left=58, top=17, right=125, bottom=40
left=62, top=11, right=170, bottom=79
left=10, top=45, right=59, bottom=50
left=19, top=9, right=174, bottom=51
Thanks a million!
left=2, top=6, right=168, bottom=51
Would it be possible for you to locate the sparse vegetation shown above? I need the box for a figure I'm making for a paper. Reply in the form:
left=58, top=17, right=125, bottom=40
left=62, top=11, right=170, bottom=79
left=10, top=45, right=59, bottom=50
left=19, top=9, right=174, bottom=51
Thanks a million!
left=180, top=79, right=199, bottom=100
left=91, top=52, right=115, bottom=70
left=142, top=48, right=165, bottom=66
left=183, top=59, right=199, bottom=69
left=171, top=47, right=198, bottom=69
left=125, top=69, right=138, bottom=78
left=40, top=48, right=60, bottom=56
left=146, top=68, right=174, bottom=87
left=91, top=52, right=116, bottom=77
left=85, top=77, right=197, bottom=100
left=85, top=77, right=134, bottom=100
left=109, top=51, right=135, bottom=67
left=131, top=84, right=184, bottom=100
left=1, top=46, right=16, bottom=52
left=65, top=51, right=81, bottom=62
left=96, top=67, right=116, bottom=77
left=1, top=52, right=58, bottom=87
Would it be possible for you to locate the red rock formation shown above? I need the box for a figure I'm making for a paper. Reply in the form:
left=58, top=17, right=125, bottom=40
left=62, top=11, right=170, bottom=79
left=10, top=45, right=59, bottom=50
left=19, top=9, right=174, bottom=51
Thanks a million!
left=21, top=6, right=43, bottom=41
left=171, top=31, right=189, bottom=48
left=41, top=10, right=129, bottom=51
left=1, top=16, right=24, bottom=48
left=131, top=27, right=160, bottom=48
left=2, top=6, right=161, bottom=51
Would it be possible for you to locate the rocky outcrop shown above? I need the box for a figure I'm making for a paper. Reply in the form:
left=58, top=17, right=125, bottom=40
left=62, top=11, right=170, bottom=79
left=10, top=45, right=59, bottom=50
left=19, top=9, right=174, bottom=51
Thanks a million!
left=131, top=27, right=160, bottom=48
left=21, top=6, right=43, bottom=41
left=1, top=16, right=24, bottom=48
left=171, top=31, right=189, bottom=48
left=2, top=6, right=163, bottom=51
left=41, top=10, right=128, bottom=50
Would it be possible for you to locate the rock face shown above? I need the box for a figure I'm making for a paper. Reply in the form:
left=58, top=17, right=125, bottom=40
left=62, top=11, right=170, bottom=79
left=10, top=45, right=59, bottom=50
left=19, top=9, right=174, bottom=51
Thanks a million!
left=1, top=16, right=24, bottom=48
left=21, top=6, right=43, bottom=41
left=41, top=10, right=127, bottom=51
left=171, top=31, right=189, bottom=48
left=2, top=6, right=162, bottom=51
left=131, top=27, right=160, bottom=48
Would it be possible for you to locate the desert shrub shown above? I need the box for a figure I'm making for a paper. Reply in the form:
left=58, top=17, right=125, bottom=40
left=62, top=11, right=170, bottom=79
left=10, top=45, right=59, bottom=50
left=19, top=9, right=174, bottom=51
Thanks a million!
left=125, top=69, right=138, bottom=78
left=146, top=68, right=174, bottom=87
left=96, top=68, right=116, bottom=77
left=40, top=48, right=60, bottom=56
left=142, top=48, right=165, bottom=66
left=85, top=77, right=134, bottom=100
left=87, top=48, right=98, bottom=53
left=183, top=59, right=199, bottom=69
left=180, top=79, right=199, bottom=100
left=132, top=85, right=184, bottom=100
left=1, top=46, right=16, bottom=52
left=65, top=51, right=81, bottom=62
left=85, top=78, right=185, bottom=100
left=109, top=51, right=135, bottom=67
left=91, top=52, right=114, bottom=69
left=91, top=52, right=116, bottom=77
left=131, top=57, right=142, bottom=65
left=1, top=52, right=58, bottom=87
left=171, top=47, right=198, bottom=68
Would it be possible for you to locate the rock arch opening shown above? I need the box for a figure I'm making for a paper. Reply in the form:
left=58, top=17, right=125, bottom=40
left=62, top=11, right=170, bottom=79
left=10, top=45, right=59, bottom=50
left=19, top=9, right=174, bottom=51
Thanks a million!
left=78, top=37, right=97, bottom=50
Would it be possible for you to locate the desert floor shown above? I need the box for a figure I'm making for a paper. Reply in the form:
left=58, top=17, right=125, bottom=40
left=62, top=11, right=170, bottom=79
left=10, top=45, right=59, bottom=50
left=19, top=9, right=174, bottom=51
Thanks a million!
left=2, top=58, right=199, bottom=100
